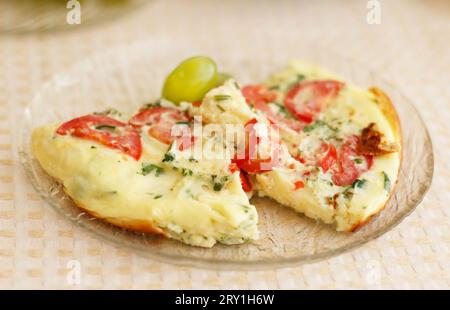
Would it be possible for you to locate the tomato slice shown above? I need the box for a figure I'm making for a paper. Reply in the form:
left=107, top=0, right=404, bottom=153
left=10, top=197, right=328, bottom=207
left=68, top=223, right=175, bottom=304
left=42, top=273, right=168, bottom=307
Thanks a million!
left=232, top=118, right=281, bottom=174
left=239, top=171, right=252, bottom=192
left=284, top=80, right=344, bottom=124
left=228, top=163, right=252, bottom=192
left=332, top=136, right=373, bottom=186
left=296, top=142, right=337, bottom=173
left=317, top=143, right=338, bottom=173
left=242, top=85, right=277, bottom=105
left=294, top=180, right=305, bottom=190
left=56, top=115, right=142, bottom=160
left=242, top=85, right=303, bottom=132
left=129, top=106, right=191, bottom=145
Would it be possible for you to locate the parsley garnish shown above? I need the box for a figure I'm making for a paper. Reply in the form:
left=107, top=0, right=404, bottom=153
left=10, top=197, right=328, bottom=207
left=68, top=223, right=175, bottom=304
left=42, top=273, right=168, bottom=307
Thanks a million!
left=141, top=163, right=164, bottom=176
left=143, top=101, right=161, bottom=109
left=269, top=85, right=280, bottom=91
left=162, top=152, right=175, bottom=162
left=181, top=168, right=193, bottom=177
left=303, top=120, right=337, bottom=133
left=154, top=194, right=162, bottom=199
left=354, top=158, right=363, bottom=164
left=352, top=178, right=367, bottom=189
left=234, top=81, right=240, bottom=89
left=214, top=94, right=232, bottom=101
left=212, top=175, right=229, bottom=191
left=270, top=102, right=288, bottom=116
left=287, top=74, right=306, bottom=90
left=213, top=183, right=224, bottom=191
left=176, top=121, right=190, bottom=125
left=382, top=171, right=391, bottom=192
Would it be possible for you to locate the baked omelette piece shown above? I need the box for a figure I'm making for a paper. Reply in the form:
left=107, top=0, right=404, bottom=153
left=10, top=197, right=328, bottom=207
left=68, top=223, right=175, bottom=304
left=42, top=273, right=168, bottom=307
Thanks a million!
left=31, top=106, right=258, bottom=248
left=191, top=62, right=401, bottom=232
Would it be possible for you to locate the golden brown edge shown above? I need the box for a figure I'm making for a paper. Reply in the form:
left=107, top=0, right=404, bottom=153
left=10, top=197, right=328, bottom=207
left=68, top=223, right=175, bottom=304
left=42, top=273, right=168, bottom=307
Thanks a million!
left=63, top=188, right=168, bottom=236
left=348, top=87, right=403, bottom=232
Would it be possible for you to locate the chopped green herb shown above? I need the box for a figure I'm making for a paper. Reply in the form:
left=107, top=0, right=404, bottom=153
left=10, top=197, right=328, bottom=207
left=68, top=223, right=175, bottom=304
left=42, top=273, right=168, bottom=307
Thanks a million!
left=154, top=194, right=163, bottom=200
left=269, top=85, right=280, bottom=91
left=188, top=157, right=198, bottom=163
left=213, top=183, right=223, bottom=191
left=303, top=120, right=337, bottom=133
left=176, top=121, right=190, bottom=125
left=212, top=175, right=229, bottom=191
left=382, top=171, right=391, bottom=192
left=90, top=146, right=96, bottom=149
left=242, top=205, right=250, bottom=213
left=233, top=81, right=240, bottom=89
left=296, top=74, right=306, bottom=82
left=217, top=104, right=226, bottom=112
left=354, top=158, right=363, bottom=164
left=95, top=124, right=116, bottom=130
left=162, top=152, right=175, bottom=162
left=287, top=74, right=306, bottom=90
left=270, top=102, right=288, bottom=116
left=141, top=163, right=164, bottom=176
left=143, top=101, right=161, bottom=109
left=181, top=168, right=193, bottom=177
left=107, top=190, right=118, bottom=195
left=303, top=120, right=326, bottom=132
left=352, top=178, right=367, bottom=189
left=214, top=94, right=232, bottom=101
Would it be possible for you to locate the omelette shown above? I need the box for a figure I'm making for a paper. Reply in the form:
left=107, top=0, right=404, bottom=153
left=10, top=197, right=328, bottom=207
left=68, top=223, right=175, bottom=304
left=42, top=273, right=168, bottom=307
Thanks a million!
left=31, top=105, right=258, bottom=248
left=31, top=59, right=401, bottom=247
left=191, top=61, right=401, bottom=232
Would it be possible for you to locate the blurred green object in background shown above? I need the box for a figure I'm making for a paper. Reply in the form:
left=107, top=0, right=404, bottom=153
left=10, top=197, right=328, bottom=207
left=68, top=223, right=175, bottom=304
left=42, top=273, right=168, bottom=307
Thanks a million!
left=0, top=0, right=148, bottom=34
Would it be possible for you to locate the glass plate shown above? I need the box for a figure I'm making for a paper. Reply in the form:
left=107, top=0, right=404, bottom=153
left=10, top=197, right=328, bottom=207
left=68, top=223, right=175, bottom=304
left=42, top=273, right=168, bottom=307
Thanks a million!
left=18, top=40, right=434, bottom=270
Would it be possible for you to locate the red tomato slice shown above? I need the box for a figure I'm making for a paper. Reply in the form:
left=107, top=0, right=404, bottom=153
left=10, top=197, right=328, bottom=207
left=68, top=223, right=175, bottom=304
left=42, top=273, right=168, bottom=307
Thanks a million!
left=294, top=180, right=304, bottom=190
left=232, top=118, right=281, bottom=174
left=129, top=106, right=191, bottom=145
left=229, top=163, right=240, bottom=173
left=228, top=163, right=252, bottom=192
left=239, top=171, right=252, bottom=192
left=242, top=85, right=303, bottom=132
left=56, top=115, right=142, bottom=160
left=295, top=142, right=337, bottom=173
left=317, top=143, right=338, bottom=173
left=332, top=135, right=373, bottom=186
left=284, top=80, right=344, bottom=124
left=242, top=85, right=277, bottom=105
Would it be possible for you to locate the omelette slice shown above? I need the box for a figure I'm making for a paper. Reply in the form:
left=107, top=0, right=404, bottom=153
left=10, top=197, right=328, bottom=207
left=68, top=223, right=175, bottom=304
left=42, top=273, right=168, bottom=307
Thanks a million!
left=192, top=63, right=401, bottom=231
left=31, top=106, right=258, bottom=248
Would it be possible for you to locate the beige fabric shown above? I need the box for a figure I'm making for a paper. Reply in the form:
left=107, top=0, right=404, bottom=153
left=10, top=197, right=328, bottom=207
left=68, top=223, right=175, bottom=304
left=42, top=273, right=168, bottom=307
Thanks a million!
left=0, top=0, right=448, bottom=289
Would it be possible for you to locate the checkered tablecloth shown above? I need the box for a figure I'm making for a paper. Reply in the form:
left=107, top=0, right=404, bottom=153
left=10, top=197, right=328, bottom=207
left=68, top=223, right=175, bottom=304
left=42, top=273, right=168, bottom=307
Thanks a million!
left=0, top=0, right=448, bottom=289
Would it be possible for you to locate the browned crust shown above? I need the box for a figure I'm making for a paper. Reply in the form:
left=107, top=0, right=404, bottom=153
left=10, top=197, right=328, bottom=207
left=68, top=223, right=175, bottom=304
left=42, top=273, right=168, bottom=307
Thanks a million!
left=347, top=87, right=403, bottom=232
left=369, top=87, right=402, bottom=143
left=64, top=188, right=167, bottom=236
